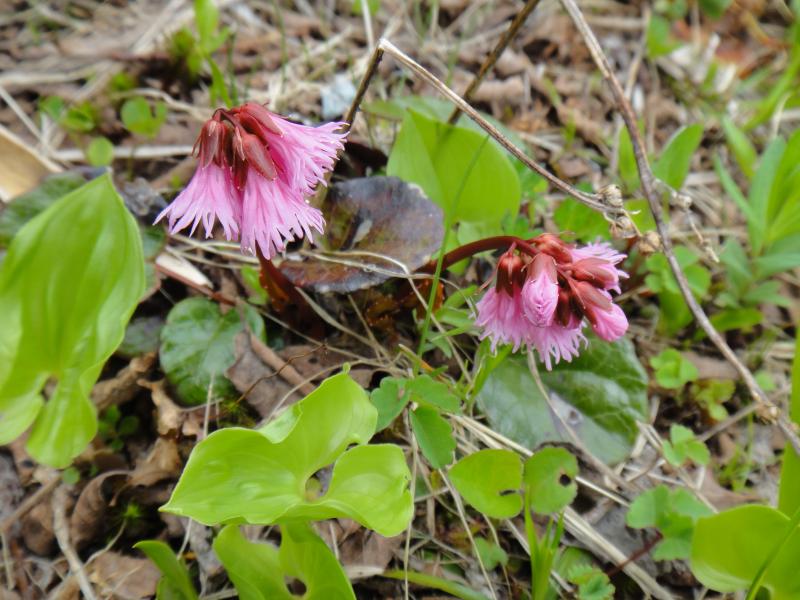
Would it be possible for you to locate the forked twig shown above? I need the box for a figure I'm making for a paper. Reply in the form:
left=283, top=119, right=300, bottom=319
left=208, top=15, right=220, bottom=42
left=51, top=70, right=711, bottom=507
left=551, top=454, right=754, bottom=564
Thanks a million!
left=556, top=0, right=800, bottom=453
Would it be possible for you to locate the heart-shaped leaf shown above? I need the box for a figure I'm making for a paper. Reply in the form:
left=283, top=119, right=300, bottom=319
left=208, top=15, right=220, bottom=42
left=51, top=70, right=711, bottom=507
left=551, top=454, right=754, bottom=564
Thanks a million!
left=0, top=173, right=145, bottom=467
left=523, top=447, right=578, bottom=515
left=449, top=449, right=523, bottom=518
left=159, top=298, right=265, bottom=405
left=410, top=405, right=455, bottom=469
left=476, top=338, right=648, bottom=465
left=162, top=373, right=413, bottom=537
left=280, top=176, right=443, bottom=293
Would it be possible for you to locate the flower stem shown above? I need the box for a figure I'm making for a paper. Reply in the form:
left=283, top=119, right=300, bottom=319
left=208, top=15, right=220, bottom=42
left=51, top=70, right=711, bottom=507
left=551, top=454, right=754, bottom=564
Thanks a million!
left=418, top=235, right=538, bottom=274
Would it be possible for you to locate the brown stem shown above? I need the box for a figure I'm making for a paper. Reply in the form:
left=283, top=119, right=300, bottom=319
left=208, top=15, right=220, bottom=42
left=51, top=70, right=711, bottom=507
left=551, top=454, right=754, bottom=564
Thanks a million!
left=448, top=0, right=544, bottom=125
left=557, top=0, right=800, bottom=453
left=344, top=45, right=385, bottom=129
left=256, top=249, right=309, bottom=309
left=606, top=531, right=663, bottom=578
left=419, top=235, right=537, bottom=273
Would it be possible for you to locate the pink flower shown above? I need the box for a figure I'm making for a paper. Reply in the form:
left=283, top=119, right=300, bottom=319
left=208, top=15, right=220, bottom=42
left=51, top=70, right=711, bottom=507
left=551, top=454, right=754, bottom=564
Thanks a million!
left=521, top=254, right=558, bottom=326
left=570, top=241, right=628, bottom=293
left=155, top=163, right=241, bottom=241
left=155, top=103, right=347, bottom=259
left=528, top=319, right=587, bottom=370
left=587, top=292, right=628, bottom=341
left=475, top=287, right=531, bottom=352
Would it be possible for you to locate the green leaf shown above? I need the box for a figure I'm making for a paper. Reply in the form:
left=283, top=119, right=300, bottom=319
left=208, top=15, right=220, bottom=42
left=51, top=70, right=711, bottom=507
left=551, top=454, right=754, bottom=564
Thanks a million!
left=662, top=424, right=709, bottom=466
left=567, top=564, right=615, bottom=600
left=135, top=540, right=198, bottom=600
left=86, top=136, right=114, bottom=167
left=628, top=485, right=712, bottom=560
left=0, top=174, right=145, bottom=466
left=653, top=124, right=704, bottom=189
left=646, top=15, right=681, bottom=58
left=691, top=505, right=800, bottom=598
left=213, top=525, right=292, bottom=600
left=159, top=298, right=264, bottom=405
left=617, top=127, right=640, bottom=192
left=473, top=537, right=508, bottom=570
left=650, top=349, right=698, bottom=389
left=162, top=373, right=413, bottom=537
left=0, top=172, right=86, bottom=248
left=766, top=130, right=800, bottom=245
left=407, top=374, right=460, bottom=413
left=476, top=339, right=648, bottom=465
left=779, top=333, right=800, bottom=515
left=121, top=97, right=167, bottom=138
left=449, top=449, right=523, bottom=518
left=193, top=0, right=219, bottom=51
left=370, top=376, right=410, bottom=431
left=553, top=199, right=610, bottom=242
left=748, top=137, right=785, bottom=255
left=61, top=103, right=97, bottom=133
left=279, top=523, right=356, bottom=600
left=523, top=447, right=578, bottom=514
left=721, top=116, right=757, bottom=179
left=119, top=315, right=164, bottom=357
left=410, top=405, right=455, bottom=469
left=386, top=110, right=520, bottom=225
left=699, top=0, right=732, bottom=17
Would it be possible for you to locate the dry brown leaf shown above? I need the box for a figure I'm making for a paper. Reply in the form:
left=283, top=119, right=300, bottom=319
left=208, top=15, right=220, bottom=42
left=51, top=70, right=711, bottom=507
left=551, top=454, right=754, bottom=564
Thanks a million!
left=89, top=551, right=160, bottom=599
left=317, top=519, right=402, bottom=577
left=0, top=124, right=60, bottom=202
left=92, top=353, right=156, bottom=412
left=138, top=379, right=204, bottom=437
left=69, top=471, right=127, bottom=550
left=21, top=501, right=56, bottom=556
left=129, top=438, right=182, bottom=488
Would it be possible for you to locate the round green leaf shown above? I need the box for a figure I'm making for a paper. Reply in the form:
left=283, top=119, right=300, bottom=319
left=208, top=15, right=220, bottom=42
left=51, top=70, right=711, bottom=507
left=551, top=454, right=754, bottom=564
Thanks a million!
left=159, top=297, right=264, bottom=405
left=523, top=447, right=577, bottom=514
left=410, top=405, right=455, bottom=469
left=476, top=339, right=648, bottom=465
left=86, top=136, right=114, bottom=167
left=449, top=449, right=523, bottom=519
left=691, top=505, right=800, bottom=598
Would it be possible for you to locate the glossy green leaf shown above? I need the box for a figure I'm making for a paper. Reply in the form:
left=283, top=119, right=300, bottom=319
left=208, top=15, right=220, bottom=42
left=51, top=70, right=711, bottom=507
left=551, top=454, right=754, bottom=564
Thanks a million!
left=477, top=340, right=648, bottom=465
left=627, top=485, right=711, bottom=560
left=691, top=505, right=800, bottom=598
left=410, top=405, right=455, bottom=469
left=779, top=333, right=800, bottom=515
left=159, top=297, right=264, bottom=405
left=162, top=373, right=413, bottom=537
left=135, top=540, right=198, bottom=600
left=0, top=174, right=144, bottom=466
left=523, top=447, right=578, bottom=514
left=386, top=110, right=520, bottom=225
left=279, top=523, right=356, bottom=600
left=449, top=449, right=523, bottom=518
left=653, top=124, right=703, bottom=189
left=0, top=172, right=86, bottom=248
left=213, top=526, right=293, bottom=600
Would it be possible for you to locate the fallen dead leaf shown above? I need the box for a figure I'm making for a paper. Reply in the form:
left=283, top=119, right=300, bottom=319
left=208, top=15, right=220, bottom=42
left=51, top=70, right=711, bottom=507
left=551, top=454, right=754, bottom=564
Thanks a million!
left=89, top=551, right=160, bottom=599
left=0, top=123, right=60, bottom=202
left=92, top=353, right=156, bottom=412
left=138, top=379, right=205, bottom=437
left=21, top=501, right=56, bottom=556
left=129, top=438, right=182, bottom=488
left=317, top=519, right=403, bottom=578
left=69, top=471, right=128, bottom=550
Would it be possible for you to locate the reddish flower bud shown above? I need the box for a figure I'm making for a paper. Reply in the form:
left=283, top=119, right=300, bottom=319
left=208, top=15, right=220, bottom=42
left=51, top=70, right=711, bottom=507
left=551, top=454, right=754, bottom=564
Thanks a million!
left=532, top=233, right=573, bottom=264
left=240, top=130, right=278, bottom=181
left=496, top=251, right=525, bottom=295
left=240, top=102, right=283, bottom=136
left=571, top=258, right=616, bottom=288
left=569, top=280, right=612, bottom=324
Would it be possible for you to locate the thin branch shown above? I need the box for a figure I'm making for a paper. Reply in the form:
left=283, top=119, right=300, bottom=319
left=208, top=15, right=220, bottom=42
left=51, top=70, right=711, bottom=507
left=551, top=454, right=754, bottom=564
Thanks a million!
left=448, top=0, right=543, bottom=124
left=557, top=0, right=800, bottom=453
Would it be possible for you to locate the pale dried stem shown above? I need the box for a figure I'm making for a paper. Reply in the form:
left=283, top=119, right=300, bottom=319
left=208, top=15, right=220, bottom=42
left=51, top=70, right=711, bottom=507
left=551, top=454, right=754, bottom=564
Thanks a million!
left=557, top=0, right=800, bottom=453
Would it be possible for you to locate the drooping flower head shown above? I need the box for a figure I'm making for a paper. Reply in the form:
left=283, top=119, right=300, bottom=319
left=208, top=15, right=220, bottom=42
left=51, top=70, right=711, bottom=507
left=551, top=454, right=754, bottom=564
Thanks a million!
left=475, top=235, right=628, bottom=369
left=155, top=102, right=347, bottom=258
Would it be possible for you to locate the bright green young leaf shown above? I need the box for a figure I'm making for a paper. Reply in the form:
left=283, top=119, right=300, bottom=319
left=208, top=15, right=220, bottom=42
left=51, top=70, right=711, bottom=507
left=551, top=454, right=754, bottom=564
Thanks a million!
left=567, top=564, right=615, bottom=600
left=473, top=537, right=508, bottom=570
left=690, top=379, right=733, bottom=421
left=698, top=0, right=732, bottom=18
left=279, top=523, right=356, bottom=600
left=162, top=373, right=413, bottom=537
left=477, top=341, right=648, bottom=465
left=386, top=110, right=520, bottom=225
left=748, top=136, right=785, bottom=255
left=646, top=15, right=681, bottom=58
left=662, top=424, right=710, bottom=466
left=721, top=116, right=757, bottom=179
left=0, top=172, right=86, bottom=248
left=449, top=449, right=523, bottom=518
left=779, top=333, right=800, bottom=515
left=159, top=297, right=264, bottom=405
left=617, top=126, right=640, bottom=192
left=691, top=505, right=800, bottom=598
left=213, top=525, right=293, bottom=600
left=553, top=199, right=610, bottom=242
left=766, top=129, right=800, bottom=246
left=627, top=485, right=711, bottom=560
left=370, top=376, right=410, bottom=431
left=653, top=124, right=703, bottom=190
left=121, top=97, right=167, bottom=138
left=135, top=540, right=198, bottom=600
left=410, top=405, right=455, bottom=469
left=407, top=374, right=460, bottom=413
left=650, top=349, right=698, bottom=389
left=523, top=447, right=578, bottom=514
left=0, top=174, right=144, bottom=467
left=86, top=136, right=114, bottom=167
left=645, top=247, right=710, bottom=335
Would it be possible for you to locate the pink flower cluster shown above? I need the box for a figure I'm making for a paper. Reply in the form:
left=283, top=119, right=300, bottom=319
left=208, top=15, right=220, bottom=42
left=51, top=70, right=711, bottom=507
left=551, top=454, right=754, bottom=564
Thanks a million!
left=156, top=103, right=347, bottom=259
left=475, top=234, right=629, bottom=369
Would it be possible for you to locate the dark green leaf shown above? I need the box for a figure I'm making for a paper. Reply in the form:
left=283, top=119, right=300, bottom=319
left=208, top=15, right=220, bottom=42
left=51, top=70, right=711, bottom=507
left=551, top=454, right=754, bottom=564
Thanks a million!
left=410, top=405, right=455, bottom=469
left=653, top=124, right=704, bottom=189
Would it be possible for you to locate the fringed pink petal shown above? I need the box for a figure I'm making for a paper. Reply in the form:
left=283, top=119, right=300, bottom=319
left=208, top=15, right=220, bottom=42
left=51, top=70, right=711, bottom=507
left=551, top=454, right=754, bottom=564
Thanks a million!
left=591, top=302, right=628, bottom=341
left=570, top=241, right=628, bottom=293
left=155, top=164, right=241, bottom=240
left=475, top=288, right=532, bottom=352
left=528, top=321, right=587, bottom=370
